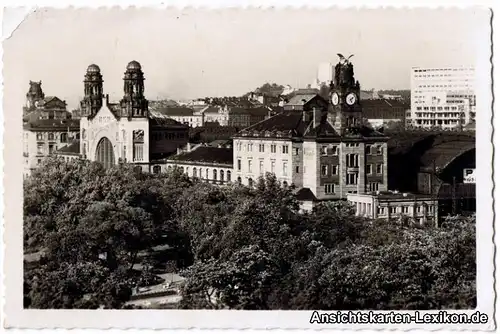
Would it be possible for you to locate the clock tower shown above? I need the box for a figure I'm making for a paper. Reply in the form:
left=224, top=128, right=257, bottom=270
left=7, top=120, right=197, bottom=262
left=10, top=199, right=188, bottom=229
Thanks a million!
left=328, top=56, right=363, bottom=135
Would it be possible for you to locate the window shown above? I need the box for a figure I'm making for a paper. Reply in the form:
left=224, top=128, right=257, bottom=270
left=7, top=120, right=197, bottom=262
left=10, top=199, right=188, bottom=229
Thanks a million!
left=377, top=207, right=385, bottom=215
left=206, top=168, right=209, bottom=179
left=220, top=170, right=224, bottom=181
left=331, top=165, right=338, bottom=175
left=237, top=159, right=241, bottom=171
left=271, top=160, right=275, bottom=173
left=83, top=143, right=87, bottom=158
left=294, top=147, right=299, bottom=155
left=247, top=143, right=253, bottom=152
left=186, top=167, right=189, bottom=175
left=365, top=144, right=372, bottom=154
left=321, top=146, right=327, bottom=155
left=376, top=164, right=383, bottom=174
left=416, top=206, right=422, bottom=214
left=332, top=145, right=339, bottom=155
left=402, top=206, right=410, bottom=214
left=282, top=144, right=289, bottom=154
left=48, top=133, right=54, bottom=141
left=321, top=165, right=328, bottom=176
left=271, top=144, right=277, bottom=153
left=283, top=162, right=288, bottom=176
left=37, top=159, right=42, bottom=165
left=133, top=143, right=144, bottom=162
left=192, top=167, right=197, bottom=177
left=259, top=160, right=264, bottom=174
left=389, top=207, right=397, bottom=214
left=60, top=133, right=68, bottom=143
left=237, top=142, right=242, bottom=151
left=36, top=133, right=43, bottom=141
left=213, top=169, right=217, bottom=180
left=153, top=165, right=161, bottom=174
left=366, top=164, right=372, bottom=175
left=237, top=176, right=242, bottom=184
left=48, top=144, right=55, bottom=154
left=227, top=171, right=231, bottom=182
left=248, top=178, right=254, bottom=187
left=346, top=172, right=358, bottom=185
left=295, top=166, right=300, bottom=173
left=248, top=160, right=253, bottom=173
left=199, top=169, right=203, bottom=178
left=377, top=146, right=383, bottom=155
left=259, top=144, right=265, bottom=152
left=324, top=184, right=335, bottom=194
left=37, top=143, right=44, bottom=155
left=96, top=137, right=115, bottom=169
left=346, top=154, right=359, bottom=167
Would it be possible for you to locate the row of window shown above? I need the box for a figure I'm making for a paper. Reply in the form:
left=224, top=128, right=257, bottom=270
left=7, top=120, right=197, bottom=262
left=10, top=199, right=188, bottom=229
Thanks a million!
left=151, top=132, right=186, bottom=141
left=163, top=165, right=232, bottom=182
left=237, top=159, right=290, bottom=176
left=415, top=106, right=460, bottom=111
left=324, top=182, right=381, bottom=195
left=36, top=132, right=69, bottom=143
left=236, top=142, right=294, bottom=155
left=36, top=143, right=56, bottom=155
left=320, top=162, right=383, bottom=176
left=377, top=204, right=434, bottom=215
left=413, top=68, right=474, bottom=72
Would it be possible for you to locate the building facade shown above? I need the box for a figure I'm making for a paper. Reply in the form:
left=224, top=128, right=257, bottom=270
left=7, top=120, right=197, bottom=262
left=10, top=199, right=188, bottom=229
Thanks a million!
left=347, top=191, right=439, bottom=226
left=409, top=66, right=476, bottom=130
left=232, top=58, right=389, bottom=200
left=78, top=61, right=189, bottom=171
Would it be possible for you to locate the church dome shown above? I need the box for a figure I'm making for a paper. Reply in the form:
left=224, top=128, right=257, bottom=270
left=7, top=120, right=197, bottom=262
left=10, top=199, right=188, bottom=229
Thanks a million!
left=126, top=60, right=142, bottom=71
left=87, top=64, right=101, bottom=73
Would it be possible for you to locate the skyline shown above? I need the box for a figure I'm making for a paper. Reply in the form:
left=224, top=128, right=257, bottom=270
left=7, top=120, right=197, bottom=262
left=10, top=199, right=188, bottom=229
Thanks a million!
left=4, top=8, right=488, bottom=110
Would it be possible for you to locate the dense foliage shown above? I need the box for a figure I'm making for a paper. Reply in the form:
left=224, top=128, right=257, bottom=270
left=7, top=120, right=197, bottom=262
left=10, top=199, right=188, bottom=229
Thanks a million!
left=24, top=157, right=476, bottom=310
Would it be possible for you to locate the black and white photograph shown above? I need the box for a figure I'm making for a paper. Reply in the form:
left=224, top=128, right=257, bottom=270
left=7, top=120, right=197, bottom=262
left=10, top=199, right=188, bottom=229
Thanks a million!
left=2, top=4, right=495, bottom=331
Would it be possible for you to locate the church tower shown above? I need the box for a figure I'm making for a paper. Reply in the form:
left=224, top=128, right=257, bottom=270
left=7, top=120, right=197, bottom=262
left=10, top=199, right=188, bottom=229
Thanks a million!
left=81, top=64, right=104, bottom=117
left=328, top=56, right=363, bottom=135
left=120, top=60, right=149, bottom=118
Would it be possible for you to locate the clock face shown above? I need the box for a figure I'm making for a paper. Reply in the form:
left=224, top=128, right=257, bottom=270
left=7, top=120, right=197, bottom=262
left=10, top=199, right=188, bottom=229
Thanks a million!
left=331, top=93, right=339, bottom=106
left=346, top=93, right=357, bottom=106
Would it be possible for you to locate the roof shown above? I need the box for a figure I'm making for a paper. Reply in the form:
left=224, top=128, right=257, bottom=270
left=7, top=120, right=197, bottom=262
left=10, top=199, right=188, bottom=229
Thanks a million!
left=234, top=110, right=386, bottom=140
left=361, top=99, right=409, bottom=119
left=286, top=94, right=318, bottom=106
left=56, top=140, right=80, bottom=154
left=168, top=146, right=233, bottom=165
left=148, top=113, right=187, bottom=128
left=154, top=107, right=194, bottom=117
left=420, top=141, right=475, bottom=172
left=23, top=117, right=80, bottom=131
left=207, top=139, right=232, bottom=147
left=353, top=191, right=435, bottom=201
left=295, top=188, right=318, bottom=202
left=203, top=107, right=220, bottom=115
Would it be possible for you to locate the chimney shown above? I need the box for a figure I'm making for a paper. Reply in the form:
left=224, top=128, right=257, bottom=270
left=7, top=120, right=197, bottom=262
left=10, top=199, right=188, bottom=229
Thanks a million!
left=313, top=107, right=321, bottom=128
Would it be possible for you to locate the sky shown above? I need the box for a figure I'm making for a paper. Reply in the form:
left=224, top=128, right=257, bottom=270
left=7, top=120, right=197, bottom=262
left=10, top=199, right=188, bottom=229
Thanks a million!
left=3, top=7, right=490, bottom=110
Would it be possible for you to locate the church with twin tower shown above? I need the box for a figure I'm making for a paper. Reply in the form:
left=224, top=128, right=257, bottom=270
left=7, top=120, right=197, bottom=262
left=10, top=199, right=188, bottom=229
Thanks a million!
left=79, top=61, right=189, bottom=170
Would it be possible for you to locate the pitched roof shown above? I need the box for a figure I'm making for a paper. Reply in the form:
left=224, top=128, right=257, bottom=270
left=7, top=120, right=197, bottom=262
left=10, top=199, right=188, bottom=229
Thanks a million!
left=168, top=146, right=233, bottom=165
left=56, top=140, right=80, bottom=154
left=148, top=113, right=187, bottom=128
left=286, top=94, right=318, bottom=106
left=236, top=111, right=308, bottom=138
left=23, top=116, right=80, bottom=131
left=295, top=187, right=318, bottom=201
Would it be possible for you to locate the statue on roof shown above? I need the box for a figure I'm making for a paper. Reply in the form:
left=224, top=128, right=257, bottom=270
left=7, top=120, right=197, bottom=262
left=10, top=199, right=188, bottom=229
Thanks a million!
left=334, top=54, right=355, bottom=87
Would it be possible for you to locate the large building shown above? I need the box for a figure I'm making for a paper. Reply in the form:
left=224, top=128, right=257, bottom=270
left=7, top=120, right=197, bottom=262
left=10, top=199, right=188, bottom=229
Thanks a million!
left=22, top=81, right=80, bottom=176
left=77, top=61, right=189, bottom=171
left=233, top=58, right=389, bottom=200
left=408, top=66, right=476, bottom=130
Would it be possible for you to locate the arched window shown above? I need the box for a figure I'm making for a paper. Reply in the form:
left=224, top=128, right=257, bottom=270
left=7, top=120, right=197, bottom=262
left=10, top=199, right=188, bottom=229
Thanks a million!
left=60, top=133, right=68, bottom=143
left=167, top=165, right=172, bottom=171
left=199, top=169, right=202, bottom=178
left=237, top=176, right=242, bottom=184
left=48, top=133, right=54, bottom=141
left=248, top=178, right=254, bottom=187
left=283, top=181, right=288, bottom=187
left=206, top=168, right=209, bottom=179
left=186, top=167, right=189, bottom=175
left=95, top=137, right=115, bottom=169
left=193, top=167, right=197, bottom=177
left=180, top=166, right=184, bottom=173
left=227, top=171, right=231, bottom=182
left=213, top=169, right=217, bottom=180
left=153, top=165, right=161, bottom=174
left=220, top=170, right=224, bottom=181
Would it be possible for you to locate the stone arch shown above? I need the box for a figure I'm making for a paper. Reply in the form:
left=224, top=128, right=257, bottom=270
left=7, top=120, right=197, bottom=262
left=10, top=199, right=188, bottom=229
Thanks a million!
left=95, top=137, right=115, bottom=169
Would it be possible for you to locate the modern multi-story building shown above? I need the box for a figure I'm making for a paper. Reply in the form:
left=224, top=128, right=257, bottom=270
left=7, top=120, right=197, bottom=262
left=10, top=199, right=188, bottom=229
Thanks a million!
left=409, top=66, right=476, bottom=130
left=22, top=82, right=80, bottom=176
left=77, top=61, right=189, bottom=171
